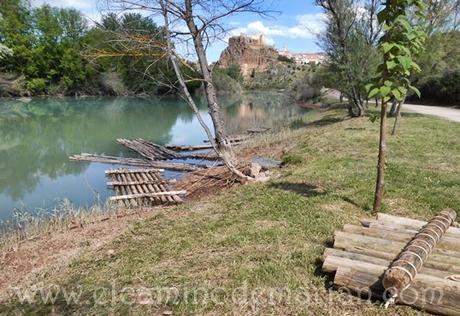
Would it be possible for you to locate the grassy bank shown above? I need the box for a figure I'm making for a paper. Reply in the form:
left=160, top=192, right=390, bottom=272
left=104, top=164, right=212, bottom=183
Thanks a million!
left=1, top=106, right=459, bottom=315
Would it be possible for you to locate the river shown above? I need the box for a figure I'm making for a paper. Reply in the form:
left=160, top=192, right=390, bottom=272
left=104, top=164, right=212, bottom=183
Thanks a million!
left=0, top=91, right=307, bottom=225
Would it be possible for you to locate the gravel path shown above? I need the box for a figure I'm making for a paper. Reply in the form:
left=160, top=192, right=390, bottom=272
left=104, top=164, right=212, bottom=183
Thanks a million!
left=404, top=103, right=460, bottom=123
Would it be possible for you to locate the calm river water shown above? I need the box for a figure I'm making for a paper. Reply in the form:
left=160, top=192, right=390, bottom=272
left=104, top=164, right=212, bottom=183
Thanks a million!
left=0, top=91, right=307, bottom=223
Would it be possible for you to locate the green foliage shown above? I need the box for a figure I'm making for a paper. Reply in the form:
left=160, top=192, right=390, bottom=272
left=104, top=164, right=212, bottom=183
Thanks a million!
left=25, top=78, right=46, bottom=93
left=212, top=69, right=243, bottom=95
left=0, top=2, right=175, bottom=96
left=367, top=0, right=427, bottom=103
left=317, top=0, right=382, bottom=116
left=226, top=64, right=244, bottom=83
left=412, top=31, right=460, bottom=104
left=0, top=1, right=91, bottom=94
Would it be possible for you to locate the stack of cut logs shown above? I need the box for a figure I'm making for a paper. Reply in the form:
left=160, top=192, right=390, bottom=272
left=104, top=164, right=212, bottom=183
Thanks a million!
left=323, top=209, right=460, bottom=316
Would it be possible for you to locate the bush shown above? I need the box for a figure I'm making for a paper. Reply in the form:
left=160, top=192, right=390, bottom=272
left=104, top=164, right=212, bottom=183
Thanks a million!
left=225, top=64, right=244, bottom=83
left=212, top=70, right=243, bottom=96
left=26, top=78, right=47, bottom=94
left=416, top=70, right=460, bottom=104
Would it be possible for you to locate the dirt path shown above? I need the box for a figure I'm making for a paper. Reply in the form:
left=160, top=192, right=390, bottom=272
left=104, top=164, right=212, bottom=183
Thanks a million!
left=404, top=103, right=460, bottom=123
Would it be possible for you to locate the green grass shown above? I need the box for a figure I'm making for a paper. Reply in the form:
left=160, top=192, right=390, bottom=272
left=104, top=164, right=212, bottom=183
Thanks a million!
left=2, top=108, right=459, bottom=315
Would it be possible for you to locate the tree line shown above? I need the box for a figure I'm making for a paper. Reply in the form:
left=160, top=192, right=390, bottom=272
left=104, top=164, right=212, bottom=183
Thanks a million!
left=317, top=0, right=460, bottom=109
left=0, top=0, right=199, bottom=96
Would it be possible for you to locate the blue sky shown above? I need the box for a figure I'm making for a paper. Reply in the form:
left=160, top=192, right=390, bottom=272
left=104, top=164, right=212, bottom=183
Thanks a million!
left=32, top=0, right=325, bottom=62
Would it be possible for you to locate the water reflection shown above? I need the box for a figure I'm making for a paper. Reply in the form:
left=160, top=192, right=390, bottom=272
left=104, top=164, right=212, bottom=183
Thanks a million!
left=0, top=92, right=305, bottom=221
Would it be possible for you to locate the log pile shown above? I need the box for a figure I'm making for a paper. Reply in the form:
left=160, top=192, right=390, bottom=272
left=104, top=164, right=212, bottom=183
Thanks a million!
left=118, top=138, right=221, bottom=161
left=106, top=168, right=185, bottom=207
left=118, top=138, right=180, bottom=160
left=323, top=210, right=460, bottom=316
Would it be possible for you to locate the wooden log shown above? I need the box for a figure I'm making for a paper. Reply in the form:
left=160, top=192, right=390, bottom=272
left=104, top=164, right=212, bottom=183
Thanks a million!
left=71, top=154, right=154, bottom=167
left=147, top=172, right=182, bottom=204
left=71, top=154, right=206, bottom=172
left=327, top=258, right=460, bottom=316
left=334, top=231, right=460, bottom=274
left=382, top=210, right=456, bottom=299
left=107, top=180, right=176, bottom=186
left=165, top=144, right=214, bottom=151
left=180, top=152, right=221, bottom=161
left=246, top=127, right=270, bottom=134
left=141, top=171, right=168, bottom=204
left=322, top=248, right=451, bottom=279
left=343, top=224, right=460, bottom=252
left=111, top=174, right=128, bottom=207
left=376, top=212, right=460, bottom=238
left=118, top=138, right=180, bottom=161
left=203, top=135, right=249, bottom=144
left=361, top=219, right=460, bottom=242
left=109, top=190, right=187, bottom=201
left=105, top=168, right=163, bottom=174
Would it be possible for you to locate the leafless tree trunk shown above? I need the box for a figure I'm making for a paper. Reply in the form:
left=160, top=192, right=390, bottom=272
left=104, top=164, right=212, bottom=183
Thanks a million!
left=391, top=101, right=403, bottom=135
left=159, top=0, right=216, bottom=151
left=373, top=100, right=388, bottom=212
left=155, top=0, right=268, bottom=181
left=182, top=0, right=236, bottom=165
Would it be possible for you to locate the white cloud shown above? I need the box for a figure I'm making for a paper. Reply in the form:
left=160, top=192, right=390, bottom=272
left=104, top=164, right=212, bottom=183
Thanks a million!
left=229, top=13, right=326, bottom=46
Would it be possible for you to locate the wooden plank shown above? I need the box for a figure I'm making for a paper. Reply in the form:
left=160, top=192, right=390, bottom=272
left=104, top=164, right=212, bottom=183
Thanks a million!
left=109, top=191, right=187, bottom=201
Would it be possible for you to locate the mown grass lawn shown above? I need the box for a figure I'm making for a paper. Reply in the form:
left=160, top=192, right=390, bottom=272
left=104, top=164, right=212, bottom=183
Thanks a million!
left=2, top=107, right=459, bottom=315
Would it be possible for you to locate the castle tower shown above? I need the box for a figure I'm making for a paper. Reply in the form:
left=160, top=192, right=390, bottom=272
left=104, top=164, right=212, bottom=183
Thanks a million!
left=259, top=34, right=265, bottom=46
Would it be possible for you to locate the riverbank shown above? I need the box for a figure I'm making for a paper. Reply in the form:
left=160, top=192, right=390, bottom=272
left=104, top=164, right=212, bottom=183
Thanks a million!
left=1, top=105, right=459, bottom=315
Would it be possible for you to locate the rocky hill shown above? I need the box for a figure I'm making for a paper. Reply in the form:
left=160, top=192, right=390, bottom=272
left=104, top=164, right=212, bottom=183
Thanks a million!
left=217, top=35, right=279, bottom=79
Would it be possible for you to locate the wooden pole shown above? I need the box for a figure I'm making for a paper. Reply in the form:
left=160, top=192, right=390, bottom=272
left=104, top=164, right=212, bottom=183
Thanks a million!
left=109, top=190, right=187, bottom=201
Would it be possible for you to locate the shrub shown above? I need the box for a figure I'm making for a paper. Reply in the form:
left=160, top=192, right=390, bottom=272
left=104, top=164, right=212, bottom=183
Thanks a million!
left=26, top=78, right=47, bottom=94
left=212, top=70, right=243, bottom=96
left=416, top=70, right=460, bottom=104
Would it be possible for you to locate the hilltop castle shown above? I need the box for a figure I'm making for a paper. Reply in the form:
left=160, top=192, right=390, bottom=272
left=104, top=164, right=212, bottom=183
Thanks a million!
left=217, top=34, right=325, bottom=79
left=217, top=34, right=279, bottom=79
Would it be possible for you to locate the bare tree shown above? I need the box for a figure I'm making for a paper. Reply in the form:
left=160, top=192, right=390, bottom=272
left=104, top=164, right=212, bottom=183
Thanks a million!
left=425, top=0, right=460, bottom=33
left=316, top=0, right=381, bottom=117
left=104, top=0, right=270, bottom=181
